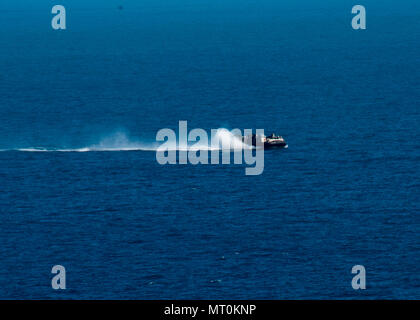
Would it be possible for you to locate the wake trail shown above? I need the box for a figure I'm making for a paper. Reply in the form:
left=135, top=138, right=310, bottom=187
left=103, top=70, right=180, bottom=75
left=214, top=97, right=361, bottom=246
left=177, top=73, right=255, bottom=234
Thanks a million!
left=0, top=129, right=253, bottom=153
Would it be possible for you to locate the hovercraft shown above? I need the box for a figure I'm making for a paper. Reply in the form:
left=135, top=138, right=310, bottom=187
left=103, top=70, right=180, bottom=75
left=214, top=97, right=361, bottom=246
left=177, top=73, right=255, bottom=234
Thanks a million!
left=242, top=133, right=287, bottom=149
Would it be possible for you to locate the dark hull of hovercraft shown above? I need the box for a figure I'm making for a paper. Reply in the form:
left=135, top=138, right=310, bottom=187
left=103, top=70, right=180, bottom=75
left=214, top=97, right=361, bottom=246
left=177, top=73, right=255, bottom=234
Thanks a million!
left=263, top=141, right=287, bottom=149
left=249, top=141, right=287, bottom=149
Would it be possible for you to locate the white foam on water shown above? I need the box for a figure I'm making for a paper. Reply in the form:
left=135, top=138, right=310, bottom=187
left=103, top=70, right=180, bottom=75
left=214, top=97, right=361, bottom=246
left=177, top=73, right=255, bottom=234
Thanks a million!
left=5, top=129, right=253, bottom=152
left=212, top=128, right=252, bottom=150
left=86, top=132, right=156, bottom=151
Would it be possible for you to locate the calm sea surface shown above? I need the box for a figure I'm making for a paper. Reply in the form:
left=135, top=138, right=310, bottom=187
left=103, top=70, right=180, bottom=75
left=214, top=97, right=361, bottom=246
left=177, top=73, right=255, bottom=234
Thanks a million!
left=0, top=0, right=419, bottom=298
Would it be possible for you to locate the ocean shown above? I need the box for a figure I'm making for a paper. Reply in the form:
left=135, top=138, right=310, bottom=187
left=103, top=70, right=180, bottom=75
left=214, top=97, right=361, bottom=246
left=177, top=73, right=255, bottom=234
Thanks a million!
left=0, top=0, right=419, bottom=299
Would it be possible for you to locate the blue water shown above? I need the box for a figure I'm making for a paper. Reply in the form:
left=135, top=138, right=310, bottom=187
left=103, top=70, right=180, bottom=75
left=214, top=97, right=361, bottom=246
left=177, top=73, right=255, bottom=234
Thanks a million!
left=0, top=0, right=419, bottom=299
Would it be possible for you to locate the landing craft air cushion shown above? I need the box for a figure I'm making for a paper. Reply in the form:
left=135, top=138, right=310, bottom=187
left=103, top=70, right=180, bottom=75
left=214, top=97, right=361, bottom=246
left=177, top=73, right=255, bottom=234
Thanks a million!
left=242, top=133, right=287, bottom=149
